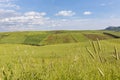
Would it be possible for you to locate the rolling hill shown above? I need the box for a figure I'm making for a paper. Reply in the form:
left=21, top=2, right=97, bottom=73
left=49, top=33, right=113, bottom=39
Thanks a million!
left=0, top=30, right=119, bottom=46
left=0, top=30, right=120, bottom=80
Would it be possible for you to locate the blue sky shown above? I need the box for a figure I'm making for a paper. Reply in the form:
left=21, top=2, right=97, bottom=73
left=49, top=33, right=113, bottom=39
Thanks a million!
left=0, top=0, right=120, bottom=31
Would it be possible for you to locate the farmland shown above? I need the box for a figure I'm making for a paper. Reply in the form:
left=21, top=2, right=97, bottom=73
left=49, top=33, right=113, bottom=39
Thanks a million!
left=0, top=30, right=116, bottom=45
left=0, top=30, right=120, bottom=80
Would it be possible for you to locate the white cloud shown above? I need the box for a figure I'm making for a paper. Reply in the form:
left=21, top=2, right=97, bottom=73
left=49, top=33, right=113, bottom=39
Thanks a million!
left=0, top=0, right=20, bottom=9
left=100, top=2, right=113, bottom=7
left=1, top=12, right=120, bottom=31
left=0, top=11, right=50, bottom=31
left=0, top=3, right=20, bottom=9
left=83, top=11, right=92, bottom=15
left=44, top=18, right=120, bottom=30
left=0, top=8, right=120, bottom=31
left=0, top=0, right=13, bottom=2
left=24, top=11, right=46, bottom=16
left=0, top=13, right=48, bottom=24
left=56, top=10, right=76, bottom=17
left=0, top=9, right=20, bottom=18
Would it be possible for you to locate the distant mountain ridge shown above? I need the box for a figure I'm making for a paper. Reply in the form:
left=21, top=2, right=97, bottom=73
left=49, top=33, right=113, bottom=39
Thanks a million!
left=105, top=26, right=120, bottom=31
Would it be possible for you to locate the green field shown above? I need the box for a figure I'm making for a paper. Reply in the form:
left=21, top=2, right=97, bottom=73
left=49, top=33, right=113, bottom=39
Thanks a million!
left=0, top=30, right=116, bottom=45
left=0, top=30, right=120, bottom=80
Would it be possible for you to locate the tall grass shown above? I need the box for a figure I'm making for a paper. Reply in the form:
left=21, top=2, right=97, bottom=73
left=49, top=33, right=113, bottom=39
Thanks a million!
left=0, top=40, right=120, bottom=80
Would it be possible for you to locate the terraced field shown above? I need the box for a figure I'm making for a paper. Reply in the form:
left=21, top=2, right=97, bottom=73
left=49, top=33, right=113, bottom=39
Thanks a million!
left=83, top=33, right=113, bottom=40
left=0, top=31, right=48, bottom=45
left=0, top=30, right=118, bottom=46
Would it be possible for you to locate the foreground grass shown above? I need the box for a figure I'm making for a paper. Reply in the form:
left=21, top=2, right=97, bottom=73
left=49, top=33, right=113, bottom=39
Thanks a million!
left=0, top=39, right=120, bottom=80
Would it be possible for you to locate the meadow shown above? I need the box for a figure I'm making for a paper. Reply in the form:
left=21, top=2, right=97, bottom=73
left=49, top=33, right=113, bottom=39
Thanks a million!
left=0, top=30, right=120, bottom=80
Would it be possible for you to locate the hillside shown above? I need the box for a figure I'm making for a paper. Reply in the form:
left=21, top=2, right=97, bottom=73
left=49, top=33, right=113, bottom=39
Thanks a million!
left=0, top=30, right=119, bottom=46
left=0, top=30, right=120, bottom=80
left=105, top=26, right=120, bottom=31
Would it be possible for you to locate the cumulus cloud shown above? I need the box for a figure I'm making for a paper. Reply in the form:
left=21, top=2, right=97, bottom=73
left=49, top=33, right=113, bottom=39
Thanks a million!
left=0, top=11, right=50, bottom=31
left=0, top=8, right=120, bottom=31
left=56, top=10, right=76, bottom=17
left=83, top=11, right=92, bottom=15
left=1, top=11, right=120, bottom=31
left=0, top=11, right=48, bottom=23
left=0, top=0, right=120, bottom=31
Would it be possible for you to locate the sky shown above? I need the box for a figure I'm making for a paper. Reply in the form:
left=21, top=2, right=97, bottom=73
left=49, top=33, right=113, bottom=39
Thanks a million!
left=0, top=0, right=120, bottom=31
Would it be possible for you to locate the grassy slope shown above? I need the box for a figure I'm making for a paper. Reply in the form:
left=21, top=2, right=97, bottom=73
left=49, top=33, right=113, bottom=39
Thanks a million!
left=103, top=31, right=120, bottom=38
left=0, top=30, right=116, bottom=45
left=0, top=31, right=48, bottom=45
left=0, top=30, right=120, bottom=80
left=0, top=39, right=120, bottom=80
